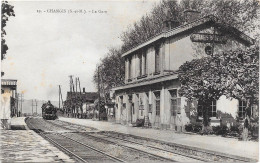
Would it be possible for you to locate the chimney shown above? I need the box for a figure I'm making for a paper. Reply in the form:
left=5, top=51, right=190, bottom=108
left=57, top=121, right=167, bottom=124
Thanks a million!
left=83, top=87, right=85, bottom=93
left=163, top=7, right=180, bottom=32
left=163, top=18, right=180, bottom=31
left=184, top=9, right=201, bottom=23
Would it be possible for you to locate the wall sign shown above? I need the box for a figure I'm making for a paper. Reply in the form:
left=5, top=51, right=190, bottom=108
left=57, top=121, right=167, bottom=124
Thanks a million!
left=190, top=33, right=227, bottom=44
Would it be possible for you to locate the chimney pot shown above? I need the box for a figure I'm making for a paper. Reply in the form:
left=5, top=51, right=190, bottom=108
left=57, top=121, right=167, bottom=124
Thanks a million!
left=184, top=9, right=201, bottom=23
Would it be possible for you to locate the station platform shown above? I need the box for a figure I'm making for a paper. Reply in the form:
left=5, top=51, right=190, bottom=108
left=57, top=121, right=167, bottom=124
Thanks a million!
left=59, top=117, right=259, bottom=161
left=0, top=117, right=73, bottom=162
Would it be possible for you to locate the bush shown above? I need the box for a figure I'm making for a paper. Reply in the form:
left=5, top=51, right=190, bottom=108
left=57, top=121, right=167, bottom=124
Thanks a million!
left=185, top=124, right=193, bottom=132
left=193, top=124, right=203, bottom=133
left=230, top=125, right=239, bottom=132
left=100, top=112, right=107, bottom=120
left=228, top=125, right=240, bottom=137
left=184, top=123, right=202, bottom=133
left=88, top=113, right=93, bottom=119
left=212, top=126, right=228, bottom=136
left=249, top=122, right=259, bottom=139
left=136, top=119, right=144, bottom=127
left=201, top=125, right=213, bottom=135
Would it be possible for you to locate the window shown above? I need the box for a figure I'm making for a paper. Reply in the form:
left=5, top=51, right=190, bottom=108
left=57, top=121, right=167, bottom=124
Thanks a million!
left=128, top=94, right=132, bottom=102
left=128, top=57, right=132, bottom=79
left=238, top=101, right=258, bottom=118
left=155, top=46, right=160, bottom=73
left=143, top=50, right=147, bottom=75
left=209, top=100, right=217, bottom=117
left=251, top=104, right=258, bottom=118
left=139, top=94, right=144, bottom=116
left=139, top=54, right=142, bottom=76
left=197, top=100, right=217, bottom=117
left=169, top=89, right=181, bottom=116
left=239, top=101, right=247, bottom=118
left=197, top=101, right=203, bottom=117
left=140, top=105, right=144, bottom=116
left=154, top=91, right=160, bottom=116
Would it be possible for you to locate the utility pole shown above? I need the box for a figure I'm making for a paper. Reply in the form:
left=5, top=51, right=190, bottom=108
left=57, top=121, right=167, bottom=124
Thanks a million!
left=58, top=85, right=61, bottom=109
left=77, top=77, right=83, bottom=118
left=78, top=77, right=81, bottom=93
left=60, top=85, right=63, bottom=109
left=17, top=93, right=20, bottom=116
left=18, top=93, right=24, bottom=116
left=21, top=94, right=23, bottom=116
left=98, top=66, right=100, bottom=120
left=32, top=99, right=33, bottom=116
left=75, top=77, right=78, bottom=93
left=32, top=99, right=38, bottom=116
left=69, top=75, right=74, bottom=92
left=35, top=99, right=38, bottom=115
left=69, top=75, right=75, bottom=116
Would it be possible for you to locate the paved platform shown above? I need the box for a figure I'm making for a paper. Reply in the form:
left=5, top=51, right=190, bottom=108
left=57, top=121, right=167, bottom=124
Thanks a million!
left=59, top=117, right=259, bottom=160
left=0, top=117, right=73, bottom=162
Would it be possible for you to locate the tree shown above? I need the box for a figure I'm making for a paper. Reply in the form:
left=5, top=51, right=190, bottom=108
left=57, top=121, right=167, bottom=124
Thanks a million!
left=120, top=0, right=259, bottom=52
left=178, top=47, right=259, bottom=136
left=1, top=1, right=15, bottom=61
left=178, top=56, right=226, bottom=132
left=97, top=0, right=259, bottom=90
left=218, top=47, right=259, bottom=140
left=93, top=47, right=125, bottom=94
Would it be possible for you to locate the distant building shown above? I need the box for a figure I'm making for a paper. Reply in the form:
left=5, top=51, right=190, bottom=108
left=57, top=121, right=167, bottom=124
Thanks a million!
left=1, top=79, right=18, bottom=129
left=111, top=13, right=256, bottom=131
left=64, top=90, right=98, bottom=118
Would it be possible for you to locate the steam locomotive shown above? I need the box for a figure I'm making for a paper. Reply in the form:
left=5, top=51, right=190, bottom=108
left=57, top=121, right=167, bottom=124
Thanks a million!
left=42, top=101, right=57, bottom=120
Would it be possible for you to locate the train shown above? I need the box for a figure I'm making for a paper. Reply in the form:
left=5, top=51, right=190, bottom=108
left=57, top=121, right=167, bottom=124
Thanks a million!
left=42, top=101, right=57, bottom=120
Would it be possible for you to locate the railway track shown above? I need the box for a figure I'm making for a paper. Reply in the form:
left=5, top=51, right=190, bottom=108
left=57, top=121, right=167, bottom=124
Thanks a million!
left=44, top=119, right=204, bottom=162
left=26, top=118, right=125, bottom=163
left=31, top=118, right=180, bottom=162
left=46, top=119, right=256, bottom=162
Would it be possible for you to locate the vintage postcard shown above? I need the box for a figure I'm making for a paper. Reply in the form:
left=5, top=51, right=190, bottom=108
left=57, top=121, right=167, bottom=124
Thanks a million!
left=1, top=0, right=259, bottom=162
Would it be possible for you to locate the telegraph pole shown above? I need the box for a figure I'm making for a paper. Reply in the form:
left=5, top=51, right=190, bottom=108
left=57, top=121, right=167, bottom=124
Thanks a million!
left=32, top=99, right=33, bottom=116
left=35, top=99, right=38, bottom=115
left=19, top=93, right=24, bottom=116
left=17, top=93, right=20, bottom=116
left=58, top=85, right=61, bottom=109
left=98, top=66, right=100, bottom=120
left=59, top=85, right=63, bottom=110
left=31, top=99, right=38, bottom=116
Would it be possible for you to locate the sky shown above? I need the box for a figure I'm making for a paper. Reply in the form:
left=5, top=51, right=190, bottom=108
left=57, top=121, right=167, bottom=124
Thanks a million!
left=2, top=0, right=157, bottom=101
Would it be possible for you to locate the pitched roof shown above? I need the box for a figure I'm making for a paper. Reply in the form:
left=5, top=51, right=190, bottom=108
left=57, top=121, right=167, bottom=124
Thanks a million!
left=1, top=79, right=17, bottom=90
left=121, top=15, right=254, bottom=58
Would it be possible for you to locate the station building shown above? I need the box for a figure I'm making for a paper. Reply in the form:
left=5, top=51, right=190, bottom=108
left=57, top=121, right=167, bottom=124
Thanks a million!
left=1, top=79, right=18, bottom=129
left=111, top=13, right=256, bottom=131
